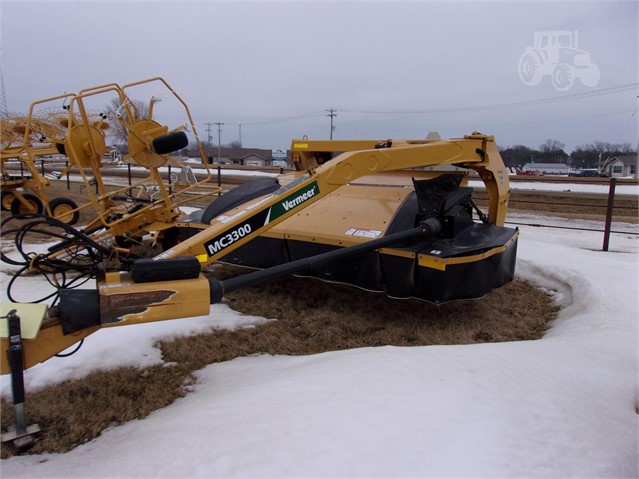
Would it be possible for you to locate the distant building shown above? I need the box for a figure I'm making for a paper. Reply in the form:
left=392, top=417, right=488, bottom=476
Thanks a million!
left=190, top=147, right=291, bottom=168
left=601, top=155, right=637, bottom=178
left=521, top=162, right=570, bottom=175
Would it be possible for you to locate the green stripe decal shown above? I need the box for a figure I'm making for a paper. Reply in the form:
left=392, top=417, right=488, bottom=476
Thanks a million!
left=268, top=181, right=320, bottom=222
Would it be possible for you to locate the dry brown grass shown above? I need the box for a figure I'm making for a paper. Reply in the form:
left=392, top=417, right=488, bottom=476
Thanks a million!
left=1, top=264, right=558, bottom=458
left=1, top=365, right=190, bottom=455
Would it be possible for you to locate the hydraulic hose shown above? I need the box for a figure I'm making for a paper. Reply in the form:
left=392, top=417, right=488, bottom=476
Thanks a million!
left=208, top=217, right=442, bottom=303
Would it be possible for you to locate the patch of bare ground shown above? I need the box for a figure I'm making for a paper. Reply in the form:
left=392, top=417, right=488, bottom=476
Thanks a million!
left=1, top=264, right=558, bottom=458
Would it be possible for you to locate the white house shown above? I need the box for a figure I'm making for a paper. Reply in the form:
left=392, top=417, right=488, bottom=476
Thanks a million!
left=601, top=155, right=637, bottom=178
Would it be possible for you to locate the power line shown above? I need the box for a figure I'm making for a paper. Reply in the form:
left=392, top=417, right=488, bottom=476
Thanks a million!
left=208, top=83, right=637, bottom=131
left=240, top=110, right=325, bottom=126
left=340, top=83, right=638, bottom=115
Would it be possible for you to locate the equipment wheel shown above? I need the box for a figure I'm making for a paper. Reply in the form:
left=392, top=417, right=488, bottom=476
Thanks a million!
left=49, top=197, right=80, bottom=225
left=1, top=190, right=15, bottom=211
left=10, top=193, right=44, bottom=215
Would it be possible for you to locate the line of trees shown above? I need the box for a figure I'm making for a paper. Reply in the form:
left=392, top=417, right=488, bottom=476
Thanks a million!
left=500, top=139, right=636, bottom=170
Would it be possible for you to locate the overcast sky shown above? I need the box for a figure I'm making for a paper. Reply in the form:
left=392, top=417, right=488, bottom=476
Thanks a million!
left=1, top=0, right=637, bottom=152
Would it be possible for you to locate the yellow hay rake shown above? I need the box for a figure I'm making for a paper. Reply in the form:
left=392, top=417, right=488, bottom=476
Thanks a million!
left=1, top=78, right=220, bottom=248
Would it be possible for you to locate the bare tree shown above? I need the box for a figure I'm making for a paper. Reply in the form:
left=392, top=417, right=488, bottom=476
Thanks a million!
left=539, top=139, right=568, bottom=162
left=104, top=98, right=149, bottom=144
left=226, top=140, right=242, bottom=149
left=539, top=139, right=565, bottom=153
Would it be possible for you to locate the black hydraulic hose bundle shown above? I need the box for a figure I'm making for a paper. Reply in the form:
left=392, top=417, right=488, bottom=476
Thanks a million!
left=0, top=213, right=124, bottom=304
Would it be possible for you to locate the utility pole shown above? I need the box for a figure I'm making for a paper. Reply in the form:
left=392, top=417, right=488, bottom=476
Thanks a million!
left=325, top=108, right=337, bottom=140
left=0, top=48, right=7, bottom=117
left=214, top=122, right=224, bottom=164
left=238, top=122, right=242, bottom=147
left=204, top=122, right=213, bottom=161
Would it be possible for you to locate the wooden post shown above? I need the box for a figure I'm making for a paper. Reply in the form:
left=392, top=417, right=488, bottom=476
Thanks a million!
left=602, top=178, right=617, bottom=251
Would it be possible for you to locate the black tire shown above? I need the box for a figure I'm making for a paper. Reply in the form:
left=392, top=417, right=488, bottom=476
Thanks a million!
left=10, top=193, right=44, bottom=215
left=49, top=197, right=80, bottom=225
left=201, top=177, right=280, bottom=224
left=1, top=190, right=15, bottom=211
left=152, top=131, right=189, bottom=155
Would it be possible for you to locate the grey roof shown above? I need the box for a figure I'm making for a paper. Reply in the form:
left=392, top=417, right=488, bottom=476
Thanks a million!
left=613, top=155, right=638, bottom=166
left=207, top=147, right=274, bottom=161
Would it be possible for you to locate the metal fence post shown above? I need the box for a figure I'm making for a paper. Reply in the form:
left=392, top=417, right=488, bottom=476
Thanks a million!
left=602, top=178, right=617, bottom=251
left=66, top=161, right=70, bottom=190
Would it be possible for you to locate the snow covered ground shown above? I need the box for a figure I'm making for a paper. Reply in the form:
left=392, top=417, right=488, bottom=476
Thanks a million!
left=1, top=211, right=637, bottom=477
left=470, top=178, right=639, bottom=195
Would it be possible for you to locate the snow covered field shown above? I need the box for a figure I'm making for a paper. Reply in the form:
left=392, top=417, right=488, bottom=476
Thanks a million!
left=470, top=178, right=639, bottom=196
left=1, top=211, right=637, bottom=477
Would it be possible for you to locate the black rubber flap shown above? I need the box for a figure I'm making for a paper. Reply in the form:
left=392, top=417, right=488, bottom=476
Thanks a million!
left=131, top=257, right=201, bottom=283
left=59, top=288, right=101, bottom=334
left=423, top=224, right=517, bottom=258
